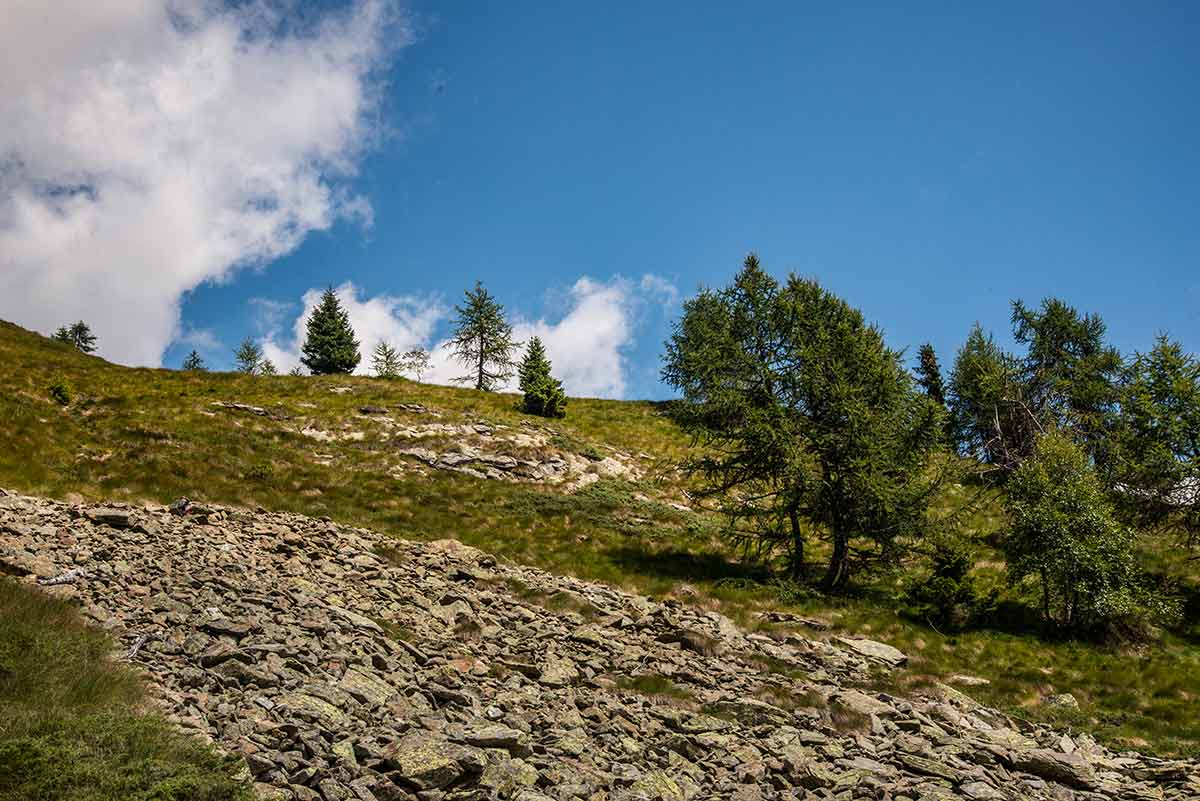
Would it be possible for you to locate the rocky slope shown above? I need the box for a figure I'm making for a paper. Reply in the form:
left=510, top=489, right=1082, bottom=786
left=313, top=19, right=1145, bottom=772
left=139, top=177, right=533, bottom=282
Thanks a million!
left=0, top=490, right=1195, bottom=801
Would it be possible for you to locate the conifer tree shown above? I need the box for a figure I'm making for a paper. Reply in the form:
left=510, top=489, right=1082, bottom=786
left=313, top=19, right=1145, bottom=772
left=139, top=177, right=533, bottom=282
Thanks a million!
left=182, top=350, right=206, bottom=371
left=259, top=359, right=278, bottom=376
left=915, top=343, right=947, bottom=407
left=234, top=338, right=263, bottom=375
left=301, top=288, right=361, bottom=375
left=663, top=254, right=941, bottom=590
left=372, top=341, right=402, bottom=379
left=53, top=321, right=97, bottom=353
left=519, top=337, right=567, bottom=418
left=449, top=281, right=518, bottom=391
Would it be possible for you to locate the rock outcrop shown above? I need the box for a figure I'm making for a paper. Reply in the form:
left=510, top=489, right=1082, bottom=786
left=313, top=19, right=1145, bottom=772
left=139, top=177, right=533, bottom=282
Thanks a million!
left=0, top=489, right=1195, bottom=801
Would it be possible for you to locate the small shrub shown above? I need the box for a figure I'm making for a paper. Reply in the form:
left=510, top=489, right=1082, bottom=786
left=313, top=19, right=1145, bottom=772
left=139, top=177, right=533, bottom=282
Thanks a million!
left=901, top=534, right=994, bottom=631
left=245, top=463, right=273, bottom=483
left=47, top=377, right=72, bottom=406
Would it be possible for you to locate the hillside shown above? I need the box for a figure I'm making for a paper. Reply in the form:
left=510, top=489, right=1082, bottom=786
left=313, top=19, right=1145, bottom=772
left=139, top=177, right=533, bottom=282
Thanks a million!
left=1, top=319, right=1198, bottom=765
left=3, top=492, right=1197, bottom=801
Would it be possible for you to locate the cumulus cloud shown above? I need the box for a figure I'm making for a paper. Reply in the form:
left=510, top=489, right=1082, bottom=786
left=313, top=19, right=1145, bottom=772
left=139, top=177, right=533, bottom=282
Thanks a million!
left=261, top=275, right=677, bottom=398
left=260, top=282, right=444, bottom=374
left=0, top=0, right=402, bottom=365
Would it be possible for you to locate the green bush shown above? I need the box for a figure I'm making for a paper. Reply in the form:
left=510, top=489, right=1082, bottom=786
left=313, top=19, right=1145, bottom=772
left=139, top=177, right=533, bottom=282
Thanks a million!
left=902, top=535, right=994, bottom=630
left=47, top=377, right=72, bottom=406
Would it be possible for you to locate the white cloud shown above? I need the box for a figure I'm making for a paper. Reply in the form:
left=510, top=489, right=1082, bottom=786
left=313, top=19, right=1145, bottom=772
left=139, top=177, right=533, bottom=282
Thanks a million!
left=261, top=275, right=677, bottom=398
left=261, top=282, right=444, bottom=374
left=175, top=326, right=223, bottom=354
left=0, top=0, right=403, bottom=365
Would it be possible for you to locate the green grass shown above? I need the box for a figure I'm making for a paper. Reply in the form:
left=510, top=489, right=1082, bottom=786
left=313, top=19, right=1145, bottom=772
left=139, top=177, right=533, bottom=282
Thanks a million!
left=0, top=579, right=249, bottom=801
left=0, top=319, right=1198, bottom=757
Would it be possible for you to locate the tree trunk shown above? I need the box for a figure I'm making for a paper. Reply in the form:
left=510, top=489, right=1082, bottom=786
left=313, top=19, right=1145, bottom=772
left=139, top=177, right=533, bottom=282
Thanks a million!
left=477, top=332, right=485, bottom=390
left=1040, top=571, right=1050, bottom=623
left=788, top=508, right=805, bottom=582
left=822, top=529, right=849, bottom=592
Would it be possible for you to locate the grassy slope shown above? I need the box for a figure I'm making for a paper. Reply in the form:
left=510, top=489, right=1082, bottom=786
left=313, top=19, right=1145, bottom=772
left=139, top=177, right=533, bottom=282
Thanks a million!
left=0, top=580, right=250, bottom=800
left=1, top=319, right=1197, bottom=757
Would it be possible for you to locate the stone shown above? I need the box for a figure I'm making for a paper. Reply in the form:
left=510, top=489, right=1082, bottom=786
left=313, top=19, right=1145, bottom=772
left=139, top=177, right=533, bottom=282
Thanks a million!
left=947, top=674, right=991, bottom=687
left=339, top=667, right=396, bottom=707
left=479, top=756, right=538, bottom=795
left=1044, top=692, right=1079, bottom=710
left=833, top=689, right=896, bottom=718
left=276, top=692, right=351, bottom=728
left=538, top=655, right=579, bottom=687
left=84, top=507, right=134, bottom=529
left=386, top=734, right=484, bottom=790
left=960, top=781, right=1007, bottom=800
left=462, top=724, right=530, bottom=754
left=625, top=770, right=686, bottom=801
left=1013, top=749, right=1097, bottom=790
left=834, top=636, right=907, bottom=667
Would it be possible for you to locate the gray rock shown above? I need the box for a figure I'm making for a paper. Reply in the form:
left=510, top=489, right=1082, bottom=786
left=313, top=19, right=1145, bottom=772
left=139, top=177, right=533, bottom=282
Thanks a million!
left=834, top=636, right=907, bottom=667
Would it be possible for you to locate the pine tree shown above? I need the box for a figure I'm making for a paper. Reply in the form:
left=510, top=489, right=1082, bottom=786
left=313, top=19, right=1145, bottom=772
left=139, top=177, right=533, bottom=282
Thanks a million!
left=259, top=359, right=278, bottom=376
left=449, top=282, right=518, bottom=391
left=182, top=350, right=206, bottom=371
left=234, top=338, right=263, bottom=375
left=372, top=341, right=402, bottom=379
left=402, top=347, right=431, bottom=382
left=53, top=321, right=97, bottom=353
left=519, top=337, right=567, bottom=418
left=915, top=343, right=947, bottom=407
left=300, top=288, right=361, bottom=375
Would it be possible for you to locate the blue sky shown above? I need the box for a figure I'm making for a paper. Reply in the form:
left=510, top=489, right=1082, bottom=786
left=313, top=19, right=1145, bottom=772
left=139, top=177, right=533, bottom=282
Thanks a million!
left=3, top=2, right=1198, bottom=399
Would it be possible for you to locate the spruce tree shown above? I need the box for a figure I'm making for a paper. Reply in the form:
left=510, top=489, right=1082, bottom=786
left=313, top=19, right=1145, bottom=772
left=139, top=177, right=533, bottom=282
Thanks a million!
left=915, top=343, right=947, bottom=407
left=449, top=281, right=518, bottom=391
left=519, top=337, right=567, bottom=418
left=234, top=338, right=263, bottom=375
left=301, top=288, right=361, bottom=375
left=259, top=359, right=278, bottom=376
left=372, top=341, right=402, bottom=379
left=182, top=350, right=206, bottom=370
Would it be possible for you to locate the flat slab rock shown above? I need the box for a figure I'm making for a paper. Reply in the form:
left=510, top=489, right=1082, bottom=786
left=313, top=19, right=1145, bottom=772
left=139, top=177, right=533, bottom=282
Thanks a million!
left=0, top=489, right=1195, bottom=801
left=834, top=635, right=908, bottom=667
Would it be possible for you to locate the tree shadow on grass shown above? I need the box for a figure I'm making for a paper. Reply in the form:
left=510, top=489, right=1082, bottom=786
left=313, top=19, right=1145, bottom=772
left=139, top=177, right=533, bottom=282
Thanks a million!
left=604, top=545, right=772, bottom=586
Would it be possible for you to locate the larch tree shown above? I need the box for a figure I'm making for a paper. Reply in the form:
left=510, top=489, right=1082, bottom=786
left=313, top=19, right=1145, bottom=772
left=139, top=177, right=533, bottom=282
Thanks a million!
left=234, top=338, right=263, bottom=375
left=663, top=254, right=942, bottom=591
left=372, top=341, right=402, bottom=379
left=449, top=281, right=518, bottom=391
